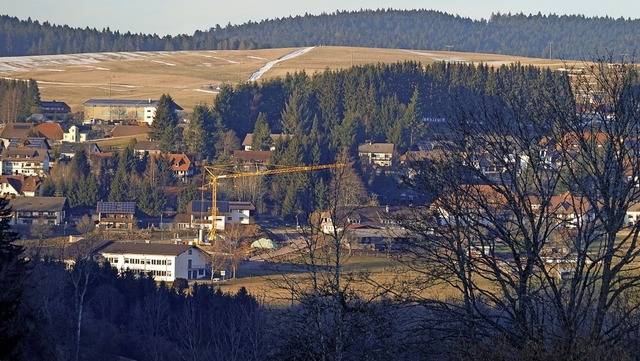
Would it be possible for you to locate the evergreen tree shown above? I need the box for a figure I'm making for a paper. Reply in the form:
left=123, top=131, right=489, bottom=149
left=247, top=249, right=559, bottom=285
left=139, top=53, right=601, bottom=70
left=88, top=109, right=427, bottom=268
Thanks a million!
left=251, top=112, right=272, bottom=151
left=280, top=88, right=311, bottom=135
left=185, top=104, right=213, bottom=156
left=149, top=94, right=181, bottom=153
left=0, top=198, right=27, bottom=359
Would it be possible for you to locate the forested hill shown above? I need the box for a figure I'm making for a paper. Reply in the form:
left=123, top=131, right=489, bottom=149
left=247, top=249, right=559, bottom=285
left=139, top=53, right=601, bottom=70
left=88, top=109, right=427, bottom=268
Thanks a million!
left=1, top=9, right=639, bottom=59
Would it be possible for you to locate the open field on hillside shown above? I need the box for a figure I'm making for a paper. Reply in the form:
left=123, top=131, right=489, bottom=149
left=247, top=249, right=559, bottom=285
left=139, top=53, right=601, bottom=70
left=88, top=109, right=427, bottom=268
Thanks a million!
left=0, top=46, right=576, bottom=113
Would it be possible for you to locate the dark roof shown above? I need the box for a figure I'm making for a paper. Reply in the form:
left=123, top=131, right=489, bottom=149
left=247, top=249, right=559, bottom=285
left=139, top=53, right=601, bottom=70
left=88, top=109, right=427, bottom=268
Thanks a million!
left=0, top=123, right=34, bottom=139
left=188, top=200, right=255, bottom=215
left=100, top=242, right=197, bottom=256
left=9, top=196, right=67, bottom=212
left=133, top=140, right=162, bottom=152
left=58, top=142, right=100, bottom=155
left=83, top=99, right=183, bottom=111
left=96, top=202, right=136, bottom=214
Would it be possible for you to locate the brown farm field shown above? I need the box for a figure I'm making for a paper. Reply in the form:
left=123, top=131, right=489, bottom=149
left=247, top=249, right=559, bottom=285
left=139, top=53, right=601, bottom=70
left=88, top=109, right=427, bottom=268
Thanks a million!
left=0, top=46, right=576, bottom=113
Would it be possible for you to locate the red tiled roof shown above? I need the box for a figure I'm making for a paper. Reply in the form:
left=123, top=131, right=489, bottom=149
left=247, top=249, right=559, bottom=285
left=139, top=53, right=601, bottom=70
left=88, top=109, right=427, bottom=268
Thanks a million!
left=35, top=122, right=64, bottom=141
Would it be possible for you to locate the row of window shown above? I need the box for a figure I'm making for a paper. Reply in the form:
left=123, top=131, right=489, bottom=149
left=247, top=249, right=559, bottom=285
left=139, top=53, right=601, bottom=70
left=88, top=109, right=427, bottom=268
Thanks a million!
left=124, top=258, right=172, bottom=266
left=130, top=269, right=172, bottom=277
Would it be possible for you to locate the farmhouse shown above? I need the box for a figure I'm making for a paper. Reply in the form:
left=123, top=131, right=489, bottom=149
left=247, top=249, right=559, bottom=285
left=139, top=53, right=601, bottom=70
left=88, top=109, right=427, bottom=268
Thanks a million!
left=83, top=98, right=183, bottom=125
left=99, top=242, right=210, bottom=282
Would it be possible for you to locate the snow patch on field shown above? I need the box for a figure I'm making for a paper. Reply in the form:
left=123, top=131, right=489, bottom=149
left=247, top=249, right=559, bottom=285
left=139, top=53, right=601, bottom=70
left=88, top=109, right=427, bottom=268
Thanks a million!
left=151, top=60, right=177, bottom=66
left=247, top=56, right=267, bottom=60
left=0, top=51, right=170, bottom=73
left=402, top=50, right=467, bottom=63
left=213, top=57, right=239, bottom=64
left=249, top=46, right=315, bottom=81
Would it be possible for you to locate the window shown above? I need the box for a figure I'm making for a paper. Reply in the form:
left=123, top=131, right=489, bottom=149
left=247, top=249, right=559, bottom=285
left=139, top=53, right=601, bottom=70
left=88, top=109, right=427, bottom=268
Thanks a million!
left=167, top=260, right=172, bottom=266
left=188, top=249, right=192, bottom=255
left=188, top=260, right=192, bottom=269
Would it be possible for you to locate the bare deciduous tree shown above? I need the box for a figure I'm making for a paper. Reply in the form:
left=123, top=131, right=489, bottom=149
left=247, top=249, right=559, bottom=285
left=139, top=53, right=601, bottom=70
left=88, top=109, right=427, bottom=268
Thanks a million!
left=398, top=58, right=640, bottom=359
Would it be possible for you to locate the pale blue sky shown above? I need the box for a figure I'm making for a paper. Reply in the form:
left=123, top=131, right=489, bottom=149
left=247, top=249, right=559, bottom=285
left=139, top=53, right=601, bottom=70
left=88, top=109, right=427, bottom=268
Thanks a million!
left=2, top=0, right=638, bottom=36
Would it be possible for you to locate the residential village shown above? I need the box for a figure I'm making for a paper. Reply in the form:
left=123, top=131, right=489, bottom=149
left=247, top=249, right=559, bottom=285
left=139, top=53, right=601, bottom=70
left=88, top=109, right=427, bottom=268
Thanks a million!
left=2, top=80, right=637, bottom=284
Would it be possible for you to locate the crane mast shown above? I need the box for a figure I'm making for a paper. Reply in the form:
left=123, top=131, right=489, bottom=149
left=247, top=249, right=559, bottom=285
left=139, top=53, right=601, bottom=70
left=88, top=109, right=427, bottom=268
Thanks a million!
left=202, top=163, right=345, bottom=241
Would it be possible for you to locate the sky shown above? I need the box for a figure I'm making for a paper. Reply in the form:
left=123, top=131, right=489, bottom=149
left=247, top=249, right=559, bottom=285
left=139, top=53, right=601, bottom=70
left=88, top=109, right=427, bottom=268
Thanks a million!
left=2, top=0, right=638, bottom=36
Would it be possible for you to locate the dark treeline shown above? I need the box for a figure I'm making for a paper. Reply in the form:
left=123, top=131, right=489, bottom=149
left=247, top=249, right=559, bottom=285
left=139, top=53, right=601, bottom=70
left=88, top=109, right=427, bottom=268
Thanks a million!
left=8, top=256, right=267, bottom=360
left=0, top=78, right=41, bottom=122
left=2, top=10, right=640, bottom=59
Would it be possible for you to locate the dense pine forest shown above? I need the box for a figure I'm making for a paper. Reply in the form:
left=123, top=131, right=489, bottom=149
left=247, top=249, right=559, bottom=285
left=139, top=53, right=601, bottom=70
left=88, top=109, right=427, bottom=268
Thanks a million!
left=1, top=9, right=639, bottom=59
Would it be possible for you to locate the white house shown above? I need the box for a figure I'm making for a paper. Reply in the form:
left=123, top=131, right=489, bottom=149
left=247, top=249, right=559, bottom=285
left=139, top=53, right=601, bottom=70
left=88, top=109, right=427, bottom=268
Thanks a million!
left=187, top=200, right=255, bottom=231
left=63, top=125, right=90, bottom=143
left=358, top=142, right=395, bottom=167
left=0, top=148, right=50, bottom=176
left=99, top=242, right=210, bottom=282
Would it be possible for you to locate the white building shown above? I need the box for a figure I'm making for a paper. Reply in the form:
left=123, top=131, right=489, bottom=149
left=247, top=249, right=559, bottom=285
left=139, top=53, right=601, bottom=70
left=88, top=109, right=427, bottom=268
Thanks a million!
left=0, top=148, right=50, bottom=176
left=187, top=200, right=255, bottom=231
left=63, top=125, right=90, bottom=143
left=358, top=142, right=395, bottom=167
left=99, top=242, right=210, bottom=282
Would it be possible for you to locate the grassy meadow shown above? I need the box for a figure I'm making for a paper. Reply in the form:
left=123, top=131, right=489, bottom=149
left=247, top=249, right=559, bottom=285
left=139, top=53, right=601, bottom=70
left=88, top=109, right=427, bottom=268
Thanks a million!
left=0, top=46, right=575, bottom=113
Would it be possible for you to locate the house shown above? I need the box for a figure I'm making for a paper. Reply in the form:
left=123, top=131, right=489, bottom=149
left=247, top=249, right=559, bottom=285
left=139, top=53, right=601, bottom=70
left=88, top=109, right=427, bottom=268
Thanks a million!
left=39, top=101, right=71, bottom=120
left=0, top=123, right=36, bottom=148
left=320, top=205, right=405, bottom=234
left=35, top=122, right=64, bottom=144
left=83, top=99, right=183, bottom=125
left=241, top=133, right=291, bottom=151
left=529, top=192, right=593, bottom=228
left=186, top=200, right=255, bottom=231
left=0, top=175, right=41, bottom=197
left=358, top=142, right=396, bottom=167
left=99, top=242, right=210, bottom=282
left=58, top=142, right=101, bottom=159
left=0, top=148, right=50, bottom=176
left=166, top=153, right=194, bottom=181
left=96, top=202, right=136, bottom=230
left=626, top=202, right=640, bottom=227
left=133, top=140, right=162, bottom=156
left=6, top=137, right=50, bottom=150
left=63, top=125, right=91, bottom=143
left=9, top=196, right=68, bottom=225
left=231, top=150, right=271, bottom=165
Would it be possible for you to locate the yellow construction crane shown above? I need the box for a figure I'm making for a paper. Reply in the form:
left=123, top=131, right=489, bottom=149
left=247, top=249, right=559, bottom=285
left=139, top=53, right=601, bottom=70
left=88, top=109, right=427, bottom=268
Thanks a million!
left=202, top=163, right=345, bottom=241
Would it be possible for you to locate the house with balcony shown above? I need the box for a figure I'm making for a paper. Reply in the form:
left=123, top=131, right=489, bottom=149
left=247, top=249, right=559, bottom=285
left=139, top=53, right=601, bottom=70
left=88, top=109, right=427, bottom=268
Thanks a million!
left=166, top=153, right=194, bottom=181
left=9, top=196, right=68, bottom=225
left=96, top=202, right=136, bottom=230
left=186, top=200, right=254, bottom=231
left=99, top=242, right=210, bottom=282
left=358, top=142, right=396, bottom=167
left=0, top=148, right=50, bottom=176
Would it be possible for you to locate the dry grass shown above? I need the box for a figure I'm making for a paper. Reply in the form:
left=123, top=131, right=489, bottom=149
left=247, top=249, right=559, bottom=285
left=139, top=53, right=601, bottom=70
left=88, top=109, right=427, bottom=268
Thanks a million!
left=1, top=46, right=578, bottom=113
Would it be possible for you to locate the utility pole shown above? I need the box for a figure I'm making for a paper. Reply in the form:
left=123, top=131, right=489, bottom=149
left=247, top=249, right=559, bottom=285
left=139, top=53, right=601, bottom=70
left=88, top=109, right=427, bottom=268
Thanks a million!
left=548, top=41, right=553, bottom=60
left=107, top=75, right=115, bottom=122
left=445, top=45, right=453, bottom=60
